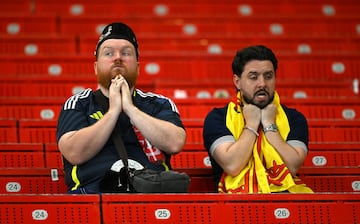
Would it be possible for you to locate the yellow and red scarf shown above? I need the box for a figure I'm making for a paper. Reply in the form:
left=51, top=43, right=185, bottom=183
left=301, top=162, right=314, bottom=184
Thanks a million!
left=218, top=91, right=313, bottom=193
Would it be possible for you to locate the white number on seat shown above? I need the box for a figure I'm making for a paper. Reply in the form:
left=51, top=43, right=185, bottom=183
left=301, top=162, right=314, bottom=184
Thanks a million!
left=274, top=208, right=290, bottom=219
left=32, top=209, right=48, bottom=220
left=6, top=182, right=21, bottom=192
left=351, top=181, right=360, bottom=191
left=155, top=209, right=171, bottom=219
left=203, top=156, right=212, bottom=167
left=312, top=156, right=327, bottom=166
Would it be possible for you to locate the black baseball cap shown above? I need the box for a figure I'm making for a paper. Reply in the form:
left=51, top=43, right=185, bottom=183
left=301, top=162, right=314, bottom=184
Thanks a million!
left=94, top=22, right=139, bottom=60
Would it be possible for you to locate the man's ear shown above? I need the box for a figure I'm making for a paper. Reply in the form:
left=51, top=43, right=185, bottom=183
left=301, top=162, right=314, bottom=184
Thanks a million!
left=136, top=62, right=140, bottom=78
left=94, top=61, right=98, bottom=76
left=233, top=74, right=241, bottom=90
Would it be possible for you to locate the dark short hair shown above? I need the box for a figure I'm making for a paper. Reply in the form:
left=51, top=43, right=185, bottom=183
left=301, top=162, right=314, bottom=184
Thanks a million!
left=232, top=45, right=278, bottom=77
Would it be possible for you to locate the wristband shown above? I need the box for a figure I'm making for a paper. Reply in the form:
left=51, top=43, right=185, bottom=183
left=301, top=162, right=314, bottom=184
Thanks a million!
left=243, top=126, right=259, bottom=137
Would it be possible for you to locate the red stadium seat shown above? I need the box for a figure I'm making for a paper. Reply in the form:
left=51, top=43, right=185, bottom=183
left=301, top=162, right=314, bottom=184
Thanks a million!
left=0, top=55, right=358, bottom=83
left=18, top=120, right=57, bottom=144
left=0, top=194, right=100, bottom=223
left=300, top=174, right=360, bottom=192
left=101, top=193, right=360, bottom=223
left=185, top=126, right=360, bottom=146
left=0, top=105, right=62, bottom=120
left=0, top=14, right=57, bottom=35
left=0, top=168, right=66, bottom=194
left=157, top=86, right=358, bottom=100
left=0, top=1, right=32, bottom=15
left=0, top=34, right=77, bottom=56
left=45, top=143, right=63, bottom=168
left=0, top=55, right=93, bottom=78
left=0, top=143, right=45, bottom=168
left=0, top=119, right=18, bottom=143
left=79, top=34, right=360, bottom=56
left=0, top=81, right=95, bottom=98
left=172, top=150, right=360, bottom=170
left=176, top=166, right=360, bottom=193
left=178, top=105, right=360, bottom=121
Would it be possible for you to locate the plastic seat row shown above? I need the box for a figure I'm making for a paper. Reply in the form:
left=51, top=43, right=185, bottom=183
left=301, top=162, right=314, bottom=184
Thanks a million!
left=1, top=140, right=359, bottom=194
left=30, top=0, right=360, bottom=3
left=101, top=193, right=360, bottom=223
left=1, top=193, right=359, bottom=223
left=0, top=34, right=77, bottom=56
left=177, top=148, right=360, bottom=192
left=179, top=165, right=360, bottom=194
left=173, top=148, right=360, bottom=167
left=3, top=137, right=359, bottom=168
left=0, top=119, right=17, bottom=143
left=0, top=105, right=62, bottom=120
left=172, top=97, right=360, bottom=108
left=1, top=142, right=357, bottom=193
left=0, top=194, right=99, bottom=224
left=3, top=1, right=360, bottom=17
left=0, top=166, right=360, bottom=194
left=1, top=82, right=358, bottom=100
left=171, top=149, right=360, bottom=172
left=187, top=172, right=360, bottom=193
left=1, top=121, right=359, bottom=172
left=0, top=14, right=57, bottom=35
left=42, top=17, right=360, bottom=38
left=7, top=74, right=354, bottom=87
left=0, top=102, right=359, bottom=121
left=81, top=35, right=360, bottom=56
left=0, top=143, right=60, bottom=168
left=2, top=34, right=360, bottom=56
left=0, top=82, right=95, bottom=98
left=0, top=165, right=359, bottom=195
left=0, top=76, right=152, bottom=98
left=0, top=167, right=66, bottom=194
left=1, top=118, right=360, bottom=144
left=186, top=126, right=360, bottom=145
left=0, top=55, right=359, bottom=81
left=0, top=95, right=359, bottom=109
left=153, top=78, right=360, bottom=99
left=1, top=13, right=359, bottom=38
left=177, top=104, right=360, bottom=121
left=155, top=86, right=359, bottom=100
left=153, top=73, right=359, bottom=86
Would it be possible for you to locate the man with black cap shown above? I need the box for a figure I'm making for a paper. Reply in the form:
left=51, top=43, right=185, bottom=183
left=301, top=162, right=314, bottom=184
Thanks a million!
left=57, top=22, right=186, bottom=194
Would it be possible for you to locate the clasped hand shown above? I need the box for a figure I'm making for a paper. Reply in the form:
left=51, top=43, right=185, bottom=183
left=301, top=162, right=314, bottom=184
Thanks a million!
left=242, top=103, right=277, bottom=129
left=109, top=75, right=132, bottom=114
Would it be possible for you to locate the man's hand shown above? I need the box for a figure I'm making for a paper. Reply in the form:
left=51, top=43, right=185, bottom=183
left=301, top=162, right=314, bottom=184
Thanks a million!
left=261, top=103, right=277, bottom=126
left=242, top=104, right=261, bottom=129
left=118, top=75, right=134, bottom=114
left=109, top=75, right=123, bottom=114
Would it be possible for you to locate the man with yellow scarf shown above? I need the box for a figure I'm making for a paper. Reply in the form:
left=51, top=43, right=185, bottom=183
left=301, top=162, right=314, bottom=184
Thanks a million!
left=203, top=45, right=313, bottom=193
